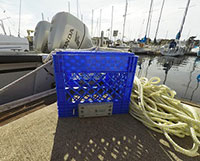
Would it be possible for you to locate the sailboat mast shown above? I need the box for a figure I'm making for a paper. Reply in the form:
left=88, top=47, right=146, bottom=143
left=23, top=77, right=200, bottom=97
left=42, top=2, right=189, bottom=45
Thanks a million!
left=77, top=0, right=79, bottom=18
left=145, top=0, right=153, bottom=36
left=110, top=6, right=114, bottom=40
left=41, top=13, right=44, bottom=21
left=122, top=0, right=128, bottom=42
left=147, top=6, right=153, bottom=38
left=91, top=9, right=94, bottom=37
left=176, top=0, right=191, bottom=40
left=18, top=0, right=22, bottom=37
left=138, top=19, right=145, bottom=38
left=99, top=9, right=102, bottom=36
left=68, top=1, right=70, bottom=13
left=0, top=20, right=7, bottom=35
left=154, top=0, right=165, bottom=41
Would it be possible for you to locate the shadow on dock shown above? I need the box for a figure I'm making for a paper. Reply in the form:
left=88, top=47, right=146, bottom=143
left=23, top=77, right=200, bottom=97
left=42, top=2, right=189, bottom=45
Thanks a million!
left=50, top=114, right=199, bottom=161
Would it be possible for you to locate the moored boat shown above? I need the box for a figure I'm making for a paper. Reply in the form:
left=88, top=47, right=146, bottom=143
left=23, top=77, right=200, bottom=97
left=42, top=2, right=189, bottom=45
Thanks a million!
left=0, top=34, right=29, bottom=52
left=160, top=0, right=191, bottom=56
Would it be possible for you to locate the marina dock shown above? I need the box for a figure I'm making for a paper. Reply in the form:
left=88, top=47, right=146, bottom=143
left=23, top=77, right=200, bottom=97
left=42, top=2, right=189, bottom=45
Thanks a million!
left=0, top=0, right=200, bottom=160
left=0, top=102, right=199, bottom=161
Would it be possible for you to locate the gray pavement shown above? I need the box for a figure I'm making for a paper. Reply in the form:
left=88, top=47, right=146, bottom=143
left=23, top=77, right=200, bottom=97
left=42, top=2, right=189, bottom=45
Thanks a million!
left=0, top=103, right=199, bottom=161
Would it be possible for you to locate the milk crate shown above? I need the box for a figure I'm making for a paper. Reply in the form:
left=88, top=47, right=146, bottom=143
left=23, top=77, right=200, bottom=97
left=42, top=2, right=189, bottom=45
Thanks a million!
left=53, top=51, right=138, bottom=117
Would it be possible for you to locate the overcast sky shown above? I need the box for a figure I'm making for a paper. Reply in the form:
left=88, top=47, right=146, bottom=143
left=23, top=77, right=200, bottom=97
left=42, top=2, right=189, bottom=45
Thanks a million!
left=0, top=0, right=200, bottom=40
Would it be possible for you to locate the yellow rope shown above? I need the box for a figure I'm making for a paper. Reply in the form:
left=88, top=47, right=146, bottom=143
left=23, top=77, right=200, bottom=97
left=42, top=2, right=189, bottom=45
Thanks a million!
left=130, top=76, right=200, bottom=157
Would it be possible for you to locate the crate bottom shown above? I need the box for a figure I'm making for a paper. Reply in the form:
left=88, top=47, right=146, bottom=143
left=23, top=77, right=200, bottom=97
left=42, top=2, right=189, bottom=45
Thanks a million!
left=57, top=104, right=129, bottom=118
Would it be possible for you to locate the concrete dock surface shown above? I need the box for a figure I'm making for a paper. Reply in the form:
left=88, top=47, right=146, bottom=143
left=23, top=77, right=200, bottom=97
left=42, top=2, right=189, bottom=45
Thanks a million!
left=0, top=102, right=199, bottom=161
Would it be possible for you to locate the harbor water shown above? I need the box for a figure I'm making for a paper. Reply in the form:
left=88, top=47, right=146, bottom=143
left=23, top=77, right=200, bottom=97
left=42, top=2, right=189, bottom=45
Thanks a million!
left=135, top=55, right=200, bottom=104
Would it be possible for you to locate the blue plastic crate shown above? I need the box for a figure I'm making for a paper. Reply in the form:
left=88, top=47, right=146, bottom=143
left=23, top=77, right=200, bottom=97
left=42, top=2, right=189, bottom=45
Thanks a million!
left=53, top=51, right=138, bottom=117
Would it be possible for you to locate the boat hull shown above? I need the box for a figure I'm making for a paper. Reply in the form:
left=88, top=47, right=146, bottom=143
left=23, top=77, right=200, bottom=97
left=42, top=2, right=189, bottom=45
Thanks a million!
left=0, top=53, right=43, bottom=88
left=0, top=35, right=29, bottom=52
left=160, top=47, right=185, bottom=56
left=197, top=50, right=200, bottom=57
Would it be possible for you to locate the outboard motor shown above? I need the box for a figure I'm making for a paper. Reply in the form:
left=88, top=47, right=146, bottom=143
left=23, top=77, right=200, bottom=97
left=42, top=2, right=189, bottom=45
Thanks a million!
left=33, top=21, right=51, bottom=53
left=48, top=12, right=93, bottom=51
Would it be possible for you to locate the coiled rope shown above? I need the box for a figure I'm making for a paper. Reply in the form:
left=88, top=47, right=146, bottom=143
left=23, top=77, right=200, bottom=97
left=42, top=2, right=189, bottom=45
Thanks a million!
left=130, top=76, right=200, bottom=157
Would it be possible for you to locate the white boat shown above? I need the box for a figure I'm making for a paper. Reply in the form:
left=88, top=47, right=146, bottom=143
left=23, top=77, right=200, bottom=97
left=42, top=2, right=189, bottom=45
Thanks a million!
left=190, top=46, right=200, bottom=56
left=160, top=0, right=191, bottom=56
left=160, top=42, right=186, bottom=56
left=191, top=46, right=199, bottom=53
left=129, top=43, right=152, bottom=54
left=0, top=34, right=29, bottom=52
left=197, top=50, right=200, bottom=57
left=131, top=0, right=153, bottom=53
left=0, top=18, right=29, bottom=52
